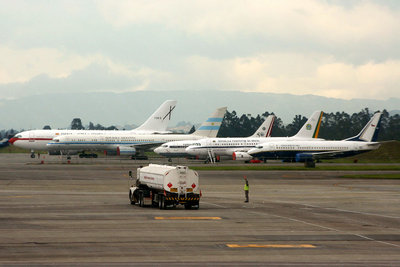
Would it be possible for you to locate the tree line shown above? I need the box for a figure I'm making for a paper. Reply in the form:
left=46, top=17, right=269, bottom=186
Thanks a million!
left=1, top=108, right=399, bottom=141
left=217, top=108, right=400, bottom=141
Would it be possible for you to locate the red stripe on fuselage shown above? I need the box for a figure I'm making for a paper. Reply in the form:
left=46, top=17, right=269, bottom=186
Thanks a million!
left=9, top=138, right=53, bottom=144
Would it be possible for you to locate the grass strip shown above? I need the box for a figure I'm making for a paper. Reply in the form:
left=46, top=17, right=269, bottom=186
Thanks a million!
left=340, top=173, right=400, bottom=179
left=190, top=165, right=400, bottom=171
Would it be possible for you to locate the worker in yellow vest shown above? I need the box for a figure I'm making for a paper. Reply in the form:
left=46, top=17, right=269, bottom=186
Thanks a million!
left=244, top=176, right=249, bottom=202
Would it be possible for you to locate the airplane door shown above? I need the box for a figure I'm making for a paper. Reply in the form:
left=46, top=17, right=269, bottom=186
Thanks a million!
left=29, top=132, right=35, bottom=142
left=206, top=139, right=213, bottom=146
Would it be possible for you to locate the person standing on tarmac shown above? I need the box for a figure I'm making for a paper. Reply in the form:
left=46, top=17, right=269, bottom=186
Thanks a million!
left=244, top=176, right=249, bottom=202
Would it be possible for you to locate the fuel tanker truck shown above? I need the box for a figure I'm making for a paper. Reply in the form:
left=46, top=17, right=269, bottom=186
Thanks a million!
left=129, top=164, right=200, bottom=209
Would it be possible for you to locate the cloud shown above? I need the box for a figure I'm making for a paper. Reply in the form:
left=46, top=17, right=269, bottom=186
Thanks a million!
left=0, top=1, right=399, bottom=101
left=0, top=46, right=92, bottom=84
left=177, top=53, right=400, bottom=100
left=0, top=45, right=172, bottom=99
left=97, top=0, right=400, bottom=46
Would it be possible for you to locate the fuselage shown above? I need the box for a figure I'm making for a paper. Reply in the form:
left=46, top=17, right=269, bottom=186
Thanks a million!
left=247, top=140, right=381, bottom=160
left=185, top=136, right=325, bottom=157
left=154, top=140, right=201, bottom=157
left=46, top=132, right=208, bottom=152
left=9, top=129, right=166, bottom=151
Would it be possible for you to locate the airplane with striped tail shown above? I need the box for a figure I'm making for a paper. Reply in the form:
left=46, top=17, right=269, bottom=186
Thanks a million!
left=184, top=111, right=324, bottom=162
left=247, top=112, right=382, bottom=163
left=154, top=114, right=276, bottom=159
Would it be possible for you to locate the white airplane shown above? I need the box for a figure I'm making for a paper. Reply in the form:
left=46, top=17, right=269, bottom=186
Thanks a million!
left=46, top=107, right=227, bottom=158
left=185, top=111, right=324, bottom=162
left=9, top=100, right=177, bottom=158
left=247, top=112, right=382, bottom=162
left=154, top=114, right=276, bottom=159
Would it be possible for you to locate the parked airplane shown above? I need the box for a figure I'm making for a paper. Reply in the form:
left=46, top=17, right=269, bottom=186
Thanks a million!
left=154, top=114, right=276, bottom=159
left=0, top=138, right=9, bottom=148
left=9, top=100, right=177, bottom=158
left=247, top=112, right=382, bottom=162
left=46, top=107, right=227, bottom=158
left=185, top=111, right=324, bottom=162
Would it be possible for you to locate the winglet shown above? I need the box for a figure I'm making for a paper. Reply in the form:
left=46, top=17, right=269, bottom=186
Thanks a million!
left=249, top=115, right=275, bottom=138
left=191, top=107, right=227, bottom=137
left=134, top=100, right=177, bottom=133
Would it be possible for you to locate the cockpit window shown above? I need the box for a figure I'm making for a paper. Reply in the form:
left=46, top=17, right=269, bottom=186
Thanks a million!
left=15, top=135, right=22, bottom=138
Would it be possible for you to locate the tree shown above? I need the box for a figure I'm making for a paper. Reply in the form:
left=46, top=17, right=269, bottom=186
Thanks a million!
left=88, top=122, right=95, bottom=130
left=71, top=118, right=84, bottom=130
left=106, top=126, right=118, bottom=130
left=94, top=123, right=105, bottom=130
left=285, top=115, right=307, bottom=136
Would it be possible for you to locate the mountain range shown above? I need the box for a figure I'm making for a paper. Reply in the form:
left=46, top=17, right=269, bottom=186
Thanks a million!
left=0, top=91, right=399, bottom=130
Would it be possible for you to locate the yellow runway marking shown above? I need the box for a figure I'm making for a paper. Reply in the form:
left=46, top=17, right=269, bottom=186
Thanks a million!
left=155, top=217, right=221, bottom=220
left=227, top=244, right=316, bottom=248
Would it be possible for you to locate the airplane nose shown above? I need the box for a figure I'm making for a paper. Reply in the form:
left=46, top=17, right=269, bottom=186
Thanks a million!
left=154, top=147, right=161, bottom=153
left=8, top=138, right=17, bottom=145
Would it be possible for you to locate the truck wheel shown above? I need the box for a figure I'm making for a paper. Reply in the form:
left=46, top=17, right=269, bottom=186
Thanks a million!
left=158, top=195, right=164, bottom=209
left=139, top=192, right=144, bottom=207
left=192, top=202, right=200, bottom=210
left=129, top=192, right=135, bottom=205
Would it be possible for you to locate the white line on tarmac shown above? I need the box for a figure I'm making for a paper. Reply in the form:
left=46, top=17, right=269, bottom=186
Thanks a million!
left=268, top=200, right=400, bottom=219
left=201, top=200, right=400, bottom=249
left=248, top=210, right=400, bottom=249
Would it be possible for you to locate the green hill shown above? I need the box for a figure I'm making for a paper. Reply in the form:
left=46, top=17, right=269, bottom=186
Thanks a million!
left=322, top=140, right=400, bottom=163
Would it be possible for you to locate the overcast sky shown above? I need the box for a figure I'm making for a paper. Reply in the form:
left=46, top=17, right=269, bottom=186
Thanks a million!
left=0, top=0, right=399, bottom=101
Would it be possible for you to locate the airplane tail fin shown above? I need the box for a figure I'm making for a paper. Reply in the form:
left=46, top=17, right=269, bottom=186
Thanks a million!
left=292, top=111, right=324, bottom=139
left=191, top=107, right=227, bottom=137
left=249, top=115, right=275, bottom=138
left=344, top=112, right=382, bottom=142
left=134, top=100, right=177, bottom=133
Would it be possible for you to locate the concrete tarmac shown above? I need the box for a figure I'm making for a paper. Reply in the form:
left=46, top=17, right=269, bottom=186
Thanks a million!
left=0, top=154, right=400, bottom=265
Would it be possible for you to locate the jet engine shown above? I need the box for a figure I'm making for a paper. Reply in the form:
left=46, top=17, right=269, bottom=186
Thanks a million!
left=232, top=152, right=252, bottom=161
left=295, top=153, right=314, bottom=162
left=105, top=146, right=136, bottom=157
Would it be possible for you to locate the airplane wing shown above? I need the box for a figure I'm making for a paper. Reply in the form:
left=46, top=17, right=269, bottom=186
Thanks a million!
left=131, top=142, right=165, bottom=150
left=308, top=151, right=346, bottom=160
